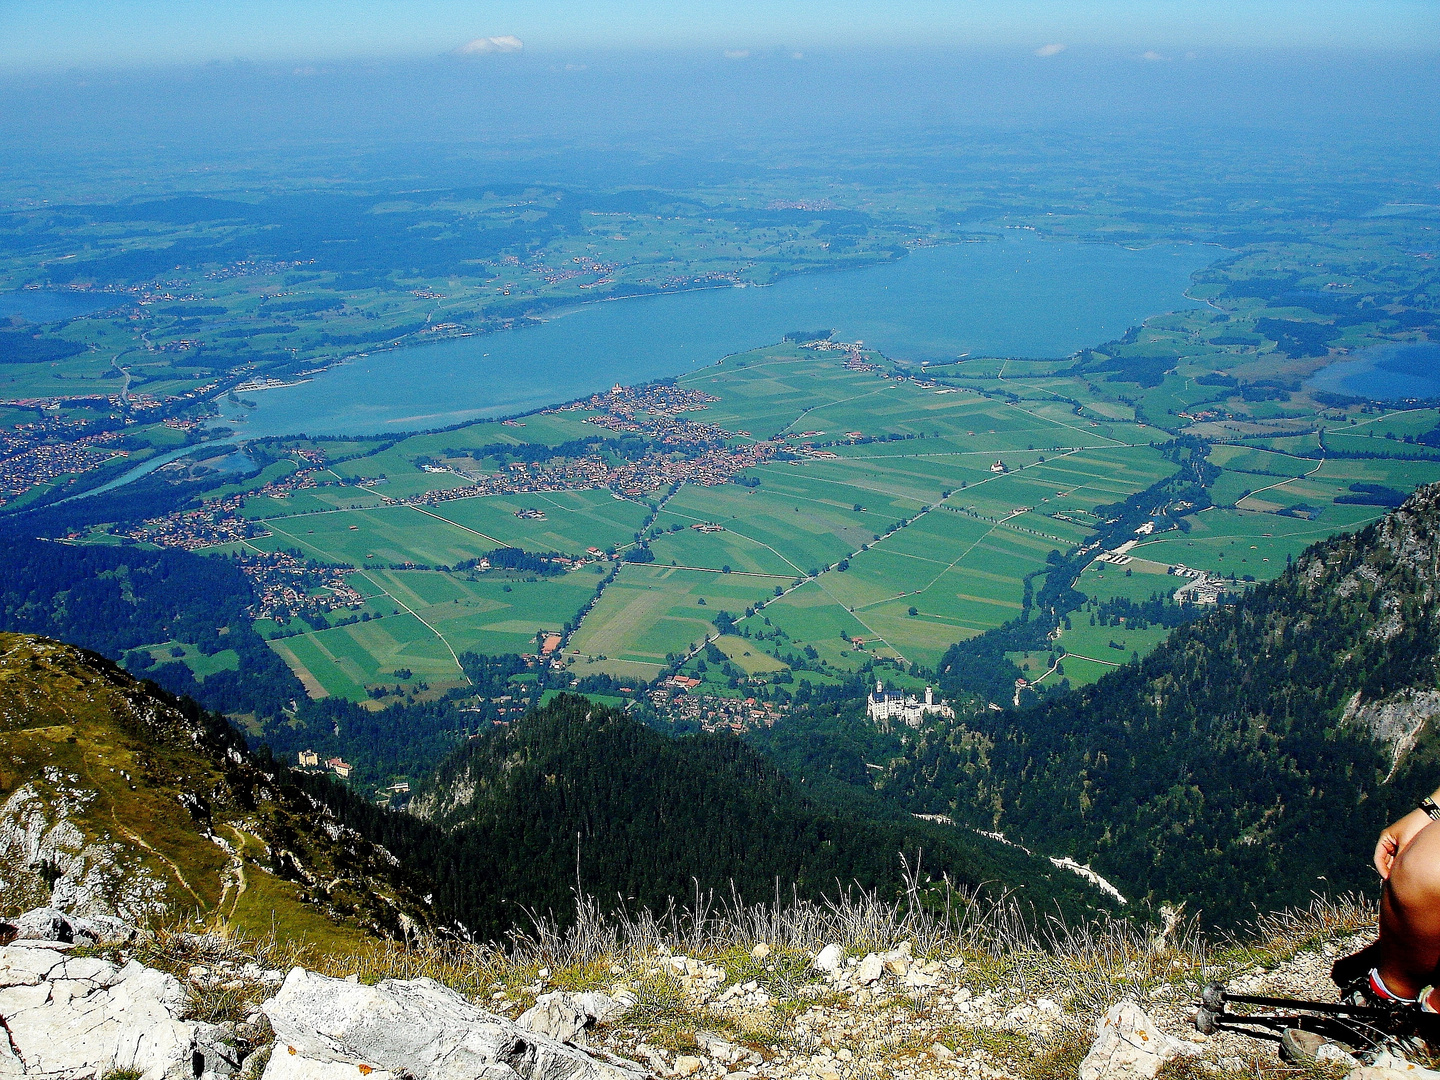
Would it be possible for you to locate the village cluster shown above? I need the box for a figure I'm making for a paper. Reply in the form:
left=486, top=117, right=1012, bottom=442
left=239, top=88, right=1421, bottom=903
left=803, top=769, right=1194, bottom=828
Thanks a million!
left=0, top=422, right=128, bottom=507
left=650, top=679, right=792, bottom=733
left=563, top=384, right=734, bottom=445
left=418, top=437, right=781, bottom=503
left=232, top=550, right=364, bottom=620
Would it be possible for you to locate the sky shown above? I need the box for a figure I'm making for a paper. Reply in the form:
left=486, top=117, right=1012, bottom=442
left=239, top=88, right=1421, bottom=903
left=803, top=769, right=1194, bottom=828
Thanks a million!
left=1, top=0, right=1437, bottom=73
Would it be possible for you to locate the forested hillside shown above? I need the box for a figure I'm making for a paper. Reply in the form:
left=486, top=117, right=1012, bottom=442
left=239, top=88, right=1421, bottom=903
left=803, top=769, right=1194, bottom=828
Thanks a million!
left=0, top=535, right=302, bottom=717
left=880, top=482, right=1440, bottom=925
left=375, top=694, right=1118, bottom=937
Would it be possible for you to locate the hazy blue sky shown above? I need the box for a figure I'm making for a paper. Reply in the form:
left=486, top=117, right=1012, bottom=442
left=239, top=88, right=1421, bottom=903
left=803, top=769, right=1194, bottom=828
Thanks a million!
left=2, top=0, right=1436, bottom=73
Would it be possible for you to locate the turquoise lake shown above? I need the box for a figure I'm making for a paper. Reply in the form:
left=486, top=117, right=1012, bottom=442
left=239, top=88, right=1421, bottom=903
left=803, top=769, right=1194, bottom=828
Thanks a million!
left=220, top=234, right=1214, bottom=438
left=1306, top=342, right=1440, bottom=401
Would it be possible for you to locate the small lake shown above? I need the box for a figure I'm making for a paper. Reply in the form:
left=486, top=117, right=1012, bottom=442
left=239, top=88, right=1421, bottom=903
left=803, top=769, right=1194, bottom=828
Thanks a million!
left=218, top=233, right=1213, bottom=438
left=1307, top=342, right=1440, bottom=401
left=0, top=290, right=126, bottom=323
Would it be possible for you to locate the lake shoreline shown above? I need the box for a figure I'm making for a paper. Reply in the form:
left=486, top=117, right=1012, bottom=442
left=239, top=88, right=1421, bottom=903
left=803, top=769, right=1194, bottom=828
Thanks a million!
left=213, top=233, right=1214, bottom=440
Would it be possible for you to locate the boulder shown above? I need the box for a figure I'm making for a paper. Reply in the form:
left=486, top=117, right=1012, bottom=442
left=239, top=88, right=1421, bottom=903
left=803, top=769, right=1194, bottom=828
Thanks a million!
left=0, top=943, right=235, bottom=1078
left=1079, top=1001, right=1199, bottom=1080
left=262, top=967, right=647, bottom=1080
left=855, top=954, right=883, bottom=986
left=811, top=945, right=843, bottom=976
left=8, top=905, right=134, bottom=946
left=518, top=991, right=632, bottom=1046
left=1349, top=1052, right=1440, bottom=1080
left=880, top=943, right=912, bottom=977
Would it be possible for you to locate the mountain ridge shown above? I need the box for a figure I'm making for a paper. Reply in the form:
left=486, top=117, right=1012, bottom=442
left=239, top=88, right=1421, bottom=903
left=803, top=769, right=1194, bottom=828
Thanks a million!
left=0, top=632, right=430, bottom=943
left=879, top=480, right=1440, bottom=924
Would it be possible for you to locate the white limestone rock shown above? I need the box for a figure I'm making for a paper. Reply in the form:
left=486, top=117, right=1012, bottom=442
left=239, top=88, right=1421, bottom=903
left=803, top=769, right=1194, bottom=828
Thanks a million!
left=262, top=967, right=647, bottom=1080
left=1080, top=1001, right=1199, bottom=1080
left=0, top=943, right=234, bottom=1078
left=855, top=955, right=883, bottom=986
left=811, top=945, right=843, bottom=976
left=518, top=991, right=631, bottom=1046
left=879, top=943, right=912, bottom=977
left=8, top=905, right=134, bottom=946
left=0, top=778, right=170, bottom=924
left=1348, top=1052, right=1440, bottom=1080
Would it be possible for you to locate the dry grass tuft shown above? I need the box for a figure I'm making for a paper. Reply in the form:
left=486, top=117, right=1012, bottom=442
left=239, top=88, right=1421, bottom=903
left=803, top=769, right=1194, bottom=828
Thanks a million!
left=132, top=880, right=1379, bottom=1062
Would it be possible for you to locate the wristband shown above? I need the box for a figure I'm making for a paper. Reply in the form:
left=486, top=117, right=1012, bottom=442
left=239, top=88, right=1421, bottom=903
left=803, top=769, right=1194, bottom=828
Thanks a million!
left=1422, top=798, right=1440, bottom=821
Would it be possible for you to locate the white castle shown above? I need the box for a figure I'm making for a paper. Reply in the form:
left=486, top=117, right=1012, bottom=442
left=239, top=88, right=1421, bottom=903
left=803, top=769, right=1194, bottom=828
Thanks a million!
left=865, top=680, right=954, bottom=729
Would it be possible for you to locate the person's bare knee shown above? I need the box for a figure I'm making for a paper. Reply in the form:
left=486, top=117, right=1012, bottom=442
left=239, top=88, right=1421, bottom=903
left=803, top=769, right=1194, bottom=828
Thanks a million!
left=1380, top=824, right=1440, bottom=996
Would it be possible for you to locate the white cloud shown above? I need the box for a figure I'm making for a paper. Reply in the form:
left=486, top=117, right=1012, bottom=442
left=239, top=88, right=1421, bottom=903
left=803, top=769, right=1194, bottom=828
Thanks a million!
left=454, top=35, right=524, bottom=56
left=1140, top=50, right=1168, bottom=61
left=1034, top=43, right=1066, bottom=57
left=723, top=49, right=750, bottom=60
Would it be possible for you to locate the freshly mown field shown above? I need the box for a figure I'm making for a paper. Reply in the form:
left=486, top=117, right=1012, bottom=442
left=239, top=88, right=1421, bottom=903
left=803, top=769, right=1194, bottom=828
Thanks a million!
left=566, top=564, right=784, bottom=680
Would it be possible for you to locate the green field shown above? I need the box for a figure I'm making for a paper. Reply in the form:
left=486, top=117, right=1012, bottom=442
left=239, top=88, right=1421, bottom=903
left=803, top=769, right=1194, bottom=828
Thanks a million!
left=425, top=490, right=653, bottom=556
left=150, top=339, right=1440, bottom=702
left=267, top=568, right=600, bottom=701
left=566, top=564, right=784, bottom=680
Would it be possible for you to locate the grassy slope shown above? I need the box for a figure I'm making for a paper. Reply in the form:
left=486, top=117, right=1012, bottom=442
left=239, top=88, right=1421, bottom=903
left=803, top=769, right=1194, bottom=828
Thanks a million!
left=0, top=632, right=425, bottom=946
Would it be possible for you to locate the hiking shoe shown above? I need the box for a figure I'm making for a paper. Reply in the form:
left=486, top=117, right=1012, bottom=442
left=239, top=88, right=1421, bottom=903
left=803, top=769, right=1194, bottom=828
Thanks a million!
left=1281, top=1029, right=1359, bottom=1067
left=1334, top=941, right=1384, bottom=1000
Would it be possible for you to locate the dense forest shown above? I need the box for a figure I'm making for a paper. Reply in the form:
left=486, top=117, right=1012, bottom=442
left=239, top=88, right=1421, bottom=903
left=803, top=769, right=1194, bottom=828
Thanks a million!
left=312, top=694, right=1119, bottom=937
left=0, top=535, right=304, bottom=718
left=880, top=483, right=1440, bottom=925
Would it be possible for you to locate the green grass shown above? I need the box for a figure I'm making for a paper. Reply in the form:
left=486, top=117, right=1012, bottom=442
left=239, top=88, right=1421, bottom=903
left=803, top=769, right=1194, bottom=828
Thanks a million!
left=566, top=564, right=783, bottom=678
left=420, top=489, right=654, bottom=557
left=242, top=484, right=387, bottom=518
left=266, top=569, right=598, bottom=700
left=251, top=504, right=494, bottom=568
left=141, top=641, right=241, bottom=680
left=1132, top=510, right=1344, bottom=579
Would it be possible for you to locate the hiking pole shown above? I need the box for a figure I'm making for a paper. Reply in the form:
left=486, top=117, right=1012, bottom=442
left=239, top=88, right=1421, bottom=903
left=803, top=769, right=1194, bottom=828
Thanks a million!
left=1195, top=982, right=1435, bottom=1048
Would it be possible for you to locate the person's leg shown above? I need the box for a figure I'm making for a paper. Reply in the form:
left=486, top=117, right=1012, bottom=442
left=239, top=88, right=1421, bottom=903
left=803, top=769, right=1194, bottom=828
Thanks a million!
left=1379, top=820, right=1440, bottom=1000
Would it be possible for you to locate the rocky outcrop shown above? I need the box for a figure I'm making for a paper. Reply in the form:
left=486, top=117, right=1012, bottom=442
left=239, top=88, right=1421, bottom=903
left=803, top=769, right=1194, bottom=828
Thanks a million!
left=0, top=633, right=435, bottom=944
left=6, top=905, right=134, bottom=946
left=519, top=990, right=634, bottom=1046
left=261, top=967, right=647, bottom=1080
left=0, top=941, right=239, bottom=1079
left=1341, top=689, right=1440, bottom=780
left=0, top=774, right=170, bottom=924
left=1079, top=1001, right=1198, bottom=1080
